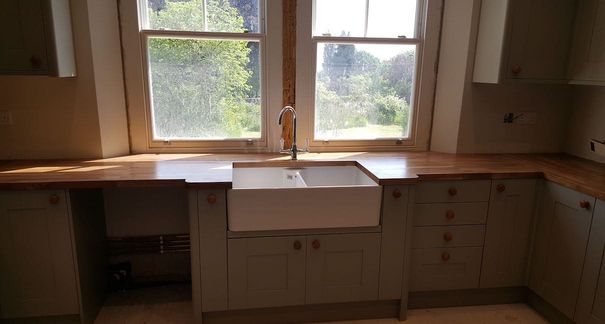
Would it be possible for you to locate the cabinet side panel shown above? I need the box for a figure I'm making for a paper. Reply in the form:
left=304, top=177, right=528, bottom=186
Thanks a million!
left=69, top=189, right=108, bottom=324
left=198, top=190, right=228, bottom=312
left=379, top=186, right=409, bottom=300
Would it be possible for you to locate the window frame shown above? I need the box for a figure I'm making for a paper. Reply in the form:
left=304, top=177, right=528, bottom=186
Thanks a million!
left=120, top=0, right=283, bottom=153
left=295, top=0, right=441, bottom=151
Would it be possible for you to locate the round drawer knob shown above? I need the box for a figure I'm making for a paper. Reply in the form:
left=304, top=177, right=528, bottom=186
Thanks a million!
left=393, top=189, right=402, bottom=199
left=441, top=252, right=451, bottom=262
left=445, top=210, right=455, bottom=220
left=443, top=232, right=453, bottom=242
left=448, top=188, right=458, bottom=196
left=207, top=194, right=217, bottom=205
left=511, top=64, right=522, bottom=75
left=496, top=184, right=506, bottom=193
left=312, top=240, right=321, bottom=250
left=48, top=194, right=60, bottom=205
left=580, top=200, right=591, bottom=210
left=293, top=241, right=302, bottom=250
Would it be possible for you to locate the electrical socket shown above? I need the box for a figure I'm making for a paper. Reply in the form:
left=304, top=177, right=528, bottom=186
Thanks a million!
left=516, top=112, right=537, bottom=125
left=0, top=111, right=13, bottom=125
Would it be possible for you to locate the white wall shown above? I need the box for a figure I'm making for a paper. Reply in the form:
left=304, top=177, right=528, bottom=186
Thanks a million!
left=457, top=83, right=572, bottom=153
left=431, top=0, right=573, bottom=154
left=0, top=0, right=128, bottom=159
left=565, top=86, right=605, bottom=163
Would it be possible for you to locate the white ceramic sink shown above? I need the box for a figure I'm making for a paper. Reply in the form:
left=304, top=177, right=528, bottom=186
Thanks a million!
left=227, top=164, right=382, bottom=231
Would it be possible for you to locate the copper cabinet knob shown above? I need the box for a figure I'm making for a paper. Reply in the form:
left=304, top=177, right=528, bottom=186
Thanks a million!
left=580, top=200, right=591, bottom=210
left=443, top=232, right=453, bottom=242
left=293, top=240, right=302, bottom=250
left=207, top=194, right=217, bottom=204
left=446, top=210, right=455, bottom=220
left=448, top=188, right=458, bottom=196
left=30, top=56, right=42, bottom=69
left=441, top=252, right=451, bottom=262
left=496, top=184, right=506, bottom=193
left=511, top=64, right=522, bottom=75
left=48, top=194, right=60, bottom=205
left=312, top=240, right=321, bottom=250
left=393, top=189, right=402, bottom=198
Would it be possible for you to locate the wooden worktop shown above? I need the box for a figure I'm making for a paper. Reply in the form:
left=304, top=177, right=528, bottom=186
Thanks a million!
left=0, top=152, right=603, bottom=200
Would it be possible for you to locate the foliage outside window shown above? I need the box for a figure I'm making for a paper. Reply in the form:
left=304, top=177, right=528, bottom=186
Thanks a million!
left=141, top=0, right=263, bottom=141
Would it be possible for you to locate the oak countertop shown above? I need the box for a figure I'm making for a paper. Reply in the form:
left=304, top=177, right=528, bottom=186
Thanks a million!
left=0, top=152, right=603, bottom=200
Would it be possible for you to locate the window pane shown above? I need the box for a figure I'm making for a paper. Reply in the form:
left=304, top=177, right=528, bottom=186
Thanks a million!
left=147, top=37, right=261, bottom=140
left=314, top=43, right=416, bottom=140
left=314, top=0, right=417, bottom=38
left=145, top=0, right=260, bottom=33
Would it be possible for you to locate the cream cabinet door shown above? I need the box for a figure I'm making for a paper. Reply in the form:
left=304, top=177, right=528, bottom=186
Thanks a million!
left=228, top=236, right=306, bottom=309
left=481, top=179, right=537, bottom=288
left=576, top=199, right=605, bottom=324
left=0, top=190, right=79, bottom=319
left=0, top=0, right=49, bottom=74
left=529, top=182, right=595, bottom=319
left=568, top=0, right=605, bottom=84
left=306, top=233, right=381, bottom=304
left=506, top=0, right=576, bottom=81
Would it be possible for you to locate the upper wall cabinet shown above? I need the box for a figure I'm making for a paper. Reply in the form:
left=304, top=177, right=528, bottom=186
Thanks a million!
left=473, top=0, right=576, bottom=84
left=0, top=0, right=76, bottom=77
left=568, top=0, right=605, bottom=85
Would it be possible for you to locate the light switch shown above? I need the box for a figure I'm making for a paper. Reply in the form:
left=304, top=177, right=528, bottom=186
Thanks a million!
left=0, top=111, right=13, bottom=125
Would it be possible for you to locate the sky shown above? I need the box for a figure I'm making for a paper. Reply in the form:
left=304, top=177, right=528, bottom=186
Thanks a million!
left=314, top=0, right=418, bottom=64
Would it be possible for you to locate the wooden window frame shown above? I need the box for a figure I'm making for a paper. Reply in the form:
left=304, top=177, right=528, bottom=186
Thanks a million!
left=292, top=0, right=442, bottom=152
left=120, top=0, right=283, bottom=153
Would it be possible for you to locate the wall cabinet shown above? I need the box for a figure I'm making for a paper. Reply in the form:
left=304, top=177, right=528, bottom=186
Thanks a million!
left=481, top=179, right=537, bottom=288
left=0, top=0, right=76, bottom=77
left=529, top=182, right=595, bottom=319
left=473, top=0, right=576, bottom=83
left=0, top=190, right=79, bottom=319
left=568, top=0, right=605, bottom=85
left=227, top=233, right=381, bottom=310
left=576, top=199, right=605, bottom=324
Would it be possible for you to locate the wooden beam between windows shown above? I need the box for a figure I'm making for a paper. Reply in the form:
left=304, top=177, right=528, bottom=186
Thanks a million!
left=281, top=0, right=296, bottom=149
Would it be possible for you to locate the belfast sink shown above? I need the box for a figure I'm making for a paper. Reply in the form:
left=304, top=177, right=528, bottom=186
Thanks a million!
left=227, top=163, right=382, bottom=231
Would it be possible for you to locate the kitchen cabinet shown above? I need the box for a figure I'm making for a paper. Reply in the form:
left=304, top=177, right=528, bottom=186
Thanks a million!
left=473, top=0, right=576, bottom=83
left=568, top=0, right=605, bottom=85
left=307, top=233, right=381, bottom=304
left=227, top=233, right=381, bottom=309
left=481, top=179, right=537, bottom=288
left=0, top=190, right=79, bottom=319
left=575, top=199, right=605, bottom=324
left=410, top=247, right=483, bottom=291
left=529, top=182, right=595, bottom=319
left=0, top=0, right=76, bottom=77
left=228, top=236, right=306, bottom=309
left=411, top=180, right=489, bottom=292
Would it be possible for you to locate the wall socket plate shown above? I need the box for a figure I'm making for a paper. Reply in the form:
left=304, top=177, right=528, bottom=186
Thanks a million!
left=0, top=111, right=13, bottom=125
left=591, top=139, right=605, bottom=158
left=503, top=112, right=537, bottom=124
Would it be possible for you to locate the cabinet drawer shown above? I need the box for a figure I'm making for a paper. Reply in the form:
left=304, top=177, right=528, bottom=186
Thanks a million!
left=410, top=247, right=483, bottom=292
left=414, top=202, right=488, bottom=226
left=412, top=225, right=486, bottom=249
left=416, top=180, right=491, bottom=203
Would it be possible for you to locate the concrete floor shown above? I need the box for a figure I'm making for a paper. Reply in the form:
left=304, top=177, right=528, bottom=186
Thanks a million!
left=94, top=286, right=548, bottom=324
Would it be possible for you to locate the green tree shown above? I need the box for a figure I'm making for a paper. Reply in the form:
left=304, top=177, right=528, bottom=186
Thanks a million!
left=147, top=0, right=260, bottom=139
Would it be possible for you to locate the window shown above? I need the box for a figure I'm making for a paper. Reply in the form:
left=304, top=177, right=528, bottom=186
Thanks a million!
left=126, top=0, right=271, bottom=150
left=297, top=0, right=439, bottom=150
